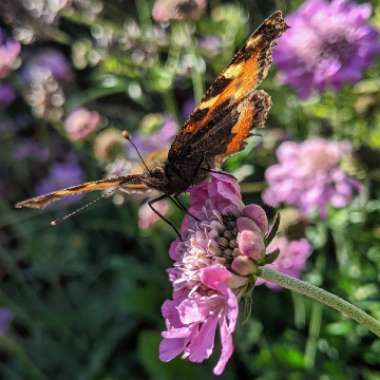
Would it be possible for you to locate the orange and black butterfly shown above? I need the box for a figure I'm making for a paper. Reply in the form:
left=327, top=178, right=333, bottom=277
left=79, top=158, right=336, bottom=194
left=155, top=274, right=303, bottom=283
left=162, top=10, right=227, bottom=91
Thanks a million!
left=16, top=11, right=288, bottom=230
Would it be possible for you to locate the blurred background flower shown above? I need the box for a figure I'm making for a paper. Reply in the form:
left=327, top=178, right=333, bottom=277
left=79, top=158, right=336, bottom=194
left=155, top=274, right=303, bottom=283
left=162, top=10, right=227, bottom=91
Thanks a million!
left=152, top=0, right=206, bottom=22
left=0, top=308, right=13, bottom=336
left=34, top=156, right=84, bottom=198
left=64, top=108, right=101, bottom=141
left=256, top=237, right=312, bottom=290
left=262, top=138, right=362, bottom=218
left=274, top=0, right=380, bottom=98
left=0, top=83, right=16, bottom=107
left=0, top=28, right=21, bottom=79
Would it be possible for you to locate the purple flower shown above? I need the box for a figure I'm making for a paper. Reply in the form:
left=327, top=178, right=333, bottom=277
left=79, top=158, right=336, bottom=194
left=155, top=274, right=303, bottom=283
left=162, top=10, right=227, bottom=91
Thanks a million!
left=256, top=237, right=312, bottom=290
left=23, top=49, right=73, bottom=83
left=34, top=157, right=84, bottom=200
left=181, top=99, right=195, bottom=120
left=199, top=36, right=223, bottom=57
left=152, top=0, right=206, bottom=22
left=13, top=141, right=50, bottom=162
left=273, top=0, right=380, bottom=98
left=64, top=108, right=101, bottom=141
left=262, top=138, right=361, bottom=218
left=160, top=173, right=269, bottom=375
left=0, top=30, right=21, bottom=79
left=130, top=116, right=177, bottom=157
left=0, top=83, right=16, bottom=107
left=0, top=308, right=13, bottom=336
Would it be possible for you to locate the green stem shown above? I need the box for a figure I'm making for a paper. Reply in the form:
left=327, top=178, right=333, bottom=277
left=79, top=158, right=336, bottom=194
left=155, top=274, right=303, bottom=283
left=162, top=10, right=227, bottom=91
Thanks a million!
left=183, top=23, right=204, bottom=103
left=258, top=267, right=380, bottom=338
left=304, top=302, right=322, bottom=369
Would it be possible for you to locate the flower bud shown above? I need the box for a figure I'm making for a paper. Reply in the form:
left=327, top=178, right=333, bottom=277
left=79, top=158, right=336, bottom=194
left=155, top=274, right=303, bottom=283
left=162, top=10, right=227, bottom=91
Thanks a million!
left=237, top=230, right=265, bottom=260
left=231, top=256, right=256, bottom=277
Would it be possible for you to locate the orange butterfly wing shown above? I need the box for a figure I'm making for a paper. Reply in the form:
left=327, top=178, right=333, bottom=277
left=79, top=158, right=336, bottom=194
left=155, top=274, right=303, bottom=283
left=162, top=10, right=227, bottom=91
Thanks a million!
left=168, top=11, right=287, bottom=163
left=15, top=175, right=147, bottom=209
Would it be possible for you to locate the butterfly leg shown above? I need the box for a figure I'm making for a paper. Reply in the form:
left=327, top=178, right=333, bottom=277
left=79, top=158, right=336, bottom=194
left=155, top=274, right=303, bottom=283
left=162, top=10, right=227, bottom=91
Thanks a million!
left=148, top=194, right=182, bottom=240
left=170, top=194, right=200, bottom=222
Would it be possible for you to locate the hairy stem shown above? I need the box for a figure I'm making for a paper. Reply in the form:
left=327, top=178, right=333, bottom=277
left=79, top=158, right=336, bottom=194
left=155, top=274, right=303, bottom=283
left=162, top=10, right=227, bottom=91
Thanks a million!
left=258, top=267, right=380, bottom=338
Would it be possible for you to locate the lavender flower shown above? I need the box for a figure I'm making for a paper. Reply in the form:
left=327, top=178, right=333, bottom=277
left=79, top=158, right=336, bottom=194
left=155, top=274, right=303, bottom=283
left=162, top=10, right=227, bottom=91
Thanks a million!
left=262, top=138, right=361, bottom=218
left=23, top=49, right=73, bottom=83
left=181, top=99, right=195, bottom=120
left=13, top=141, right=50, bottom=161
left=161, top=173, right=269, bottom=375
left=0, top=30, right=21, bottom=79
left=130, top=116, right=177, bottom=158
left=0, top=308, right=13, bottom=336
left=273, top=0, right=380, bottom=98
left=153, top=0, right=206, bottom=22
left=256, top=237, right=312, bottom=290
left=22, top=49, right=72, bottom=121
left=64, top=108, right=101, bottom=141
left=34, top=157, right=84, bottom=200
left=0, top=83, right=16, bottom=107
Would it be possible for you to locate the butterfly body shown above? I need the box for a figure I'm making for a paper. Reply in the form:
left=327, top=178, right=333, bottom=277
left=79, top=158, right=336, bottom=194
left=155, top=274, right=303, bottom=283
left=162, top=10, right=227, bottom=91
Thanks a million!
left=15, top=11, right=288, bottom=214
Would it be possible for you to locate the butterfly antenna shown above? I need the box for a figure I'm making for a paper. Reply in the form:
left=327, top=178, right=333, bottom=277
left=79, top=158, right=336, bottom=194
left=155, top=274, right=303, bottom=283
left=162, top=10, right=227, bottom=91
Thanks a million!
left=50, top=191, right=114, bottom=226
left=122, top=131, right=151, bottom=174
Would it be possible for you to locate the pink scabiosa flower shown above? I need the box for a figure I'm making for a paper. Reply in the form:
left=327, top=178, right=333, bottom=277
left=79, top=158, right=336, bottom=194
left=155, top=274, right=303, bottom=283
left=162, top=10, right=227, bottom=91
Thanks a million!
left=160, top=173, right=270, bottom=375
left=273, top=0, right=380, bottom=98
left=0, top=30, right=21, bottom=79
left=256, top=236, right=312, bottom=290
left=138, top=200, right=170, bottom=230
left=262, top=138, right=362, bottom=218
left=64, top=108, right=101, bottom=141
left=153, top=0, right=206, bottom=22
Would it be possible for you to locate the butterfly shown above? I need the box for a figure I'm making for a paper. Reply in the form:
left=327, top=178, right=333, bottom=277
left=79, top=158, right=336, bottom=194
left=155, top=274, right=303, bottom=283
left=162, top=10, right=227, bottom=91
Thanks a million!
left=15, top=11, right=288, bottom=232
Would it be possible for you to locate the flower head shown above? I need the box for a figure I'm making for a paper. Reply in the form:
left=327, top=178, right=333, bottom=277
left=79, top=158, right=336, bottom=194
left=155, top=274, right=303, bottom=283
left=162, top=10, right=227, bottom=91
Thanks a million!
left=0, top=30, right=21, bottom=79
left=262, top=138, right=361, bottom=218
left=274, top=0, right=380, bottom=98
left=64, top=108, right=101, bottom=141
left=153, top=0, right=206, bottom=22
left=256, top=236, right=312, bottom=290
left=160, top=173, right=269, bottom=374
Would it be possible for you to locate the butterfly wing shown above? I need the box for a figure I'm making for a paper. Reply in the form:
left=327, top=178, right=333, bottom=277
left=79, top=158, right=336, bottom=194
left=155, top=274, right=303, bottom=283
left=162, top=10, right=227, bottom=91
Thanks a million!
left=168, top=11, right=287, bottom=164
left=15, top=175, right=147, bottom=209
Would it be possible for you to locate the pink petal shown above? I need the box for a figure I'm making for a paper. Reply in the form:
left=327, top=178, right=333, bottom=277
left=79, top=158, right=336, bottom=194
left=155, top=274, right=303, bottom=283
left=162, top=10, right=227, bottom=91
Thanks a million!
left=177, top=298, right=205, bottom=324
left=213, top=319, right=234, bottom=375
left=242, top=204, right=269, bottom=234
left=159, top=338, right=186, bottom=362
left=162, top=326, right=191, bottom=339
left=200, top=264, right=231, bottom=291
left=188, top=315, right=219, bottom=363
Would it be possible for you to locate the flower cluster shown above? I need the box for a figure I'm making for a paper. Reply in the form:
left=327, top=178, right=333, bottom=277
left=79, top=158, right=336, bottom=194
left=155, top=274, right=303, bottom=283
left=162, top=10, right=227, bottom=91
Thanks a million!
left=263, top=138, right=361, bottom=218
left=273, top=0, right=380, bottom=98
left=22, top=49, right=72, bottom=121
left=160, top=173, right=270, bottom=374
left=0, top=29, right=21, bottom=79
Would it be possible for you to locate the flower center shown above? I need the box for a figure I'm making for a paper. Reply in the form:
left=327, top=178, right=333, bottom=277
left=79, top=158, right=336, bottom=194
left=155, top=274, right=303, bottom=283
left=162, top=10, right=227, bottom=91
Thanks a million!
left=208, top=214, right=239, bottom=266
